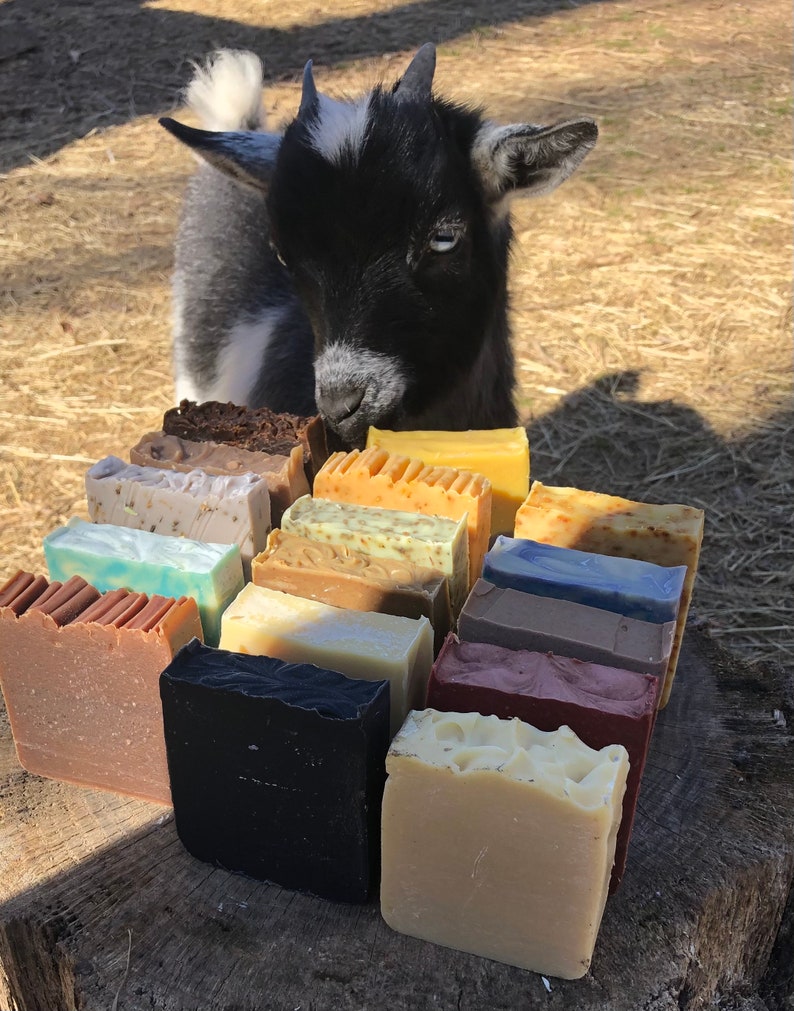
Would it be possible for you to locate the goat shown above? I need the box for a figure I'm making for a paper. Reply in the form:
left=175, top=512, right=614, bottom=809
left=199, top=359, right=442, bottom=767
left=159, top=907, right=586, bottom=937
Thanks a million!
left=160, top=45, right=597, bottom=447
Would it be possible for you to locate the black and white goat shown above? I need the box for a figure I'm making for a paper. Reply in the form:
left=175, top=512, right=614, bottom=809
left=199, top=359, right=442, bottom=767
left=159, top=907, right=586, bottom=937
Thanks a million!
left=161, top=45, right=597, bottom=447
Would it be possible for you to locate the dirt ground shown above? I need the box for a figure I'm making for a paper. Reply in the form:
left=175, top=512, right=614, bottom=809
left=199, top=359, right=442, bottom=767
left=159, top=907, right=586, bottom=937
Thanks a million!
left=0, top=0, right=791, bottom=667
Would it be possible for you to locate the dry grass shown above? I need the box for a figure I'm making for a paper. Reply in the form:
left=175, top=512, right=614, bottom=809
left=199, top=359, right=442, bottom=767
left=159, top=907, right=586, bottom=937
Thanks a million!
left=1, top=0, right=791, bottom=664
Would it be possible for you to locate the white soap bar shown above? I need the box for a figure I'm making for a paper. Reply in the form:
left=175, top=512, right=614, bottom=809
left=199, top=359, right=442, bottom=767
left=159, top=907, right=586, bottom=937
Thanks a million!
left=219, top=583, right=433, bottom=738
left=380, top=709, right=629, bottom=978
left=86, top=455, right=270, bottom=579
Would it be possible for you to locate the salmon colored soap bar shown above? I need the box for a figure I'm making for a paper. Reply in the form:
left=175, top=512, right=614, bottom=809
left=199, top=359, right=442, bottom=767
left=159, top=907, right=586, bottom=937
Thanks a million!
left=366, top=426, right=529, bottom=536
left=513, top=482, right=705, bottom=707
left=314, top=447, right=491, bottom=591
left=0, top=570, right=202, bottom=803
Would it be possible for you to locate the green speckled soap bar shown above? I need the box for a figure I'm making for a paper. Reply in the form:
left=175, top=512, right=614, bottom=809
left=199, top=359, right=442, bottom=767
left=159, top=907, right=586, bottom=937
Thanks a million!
left=43, top=518, right=243, bottom=646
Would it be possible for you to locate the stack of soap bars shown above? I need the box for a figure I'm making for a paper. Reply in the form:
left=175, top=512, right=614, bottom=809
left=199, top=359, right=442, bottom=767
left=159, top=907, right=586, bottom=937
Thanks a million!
left=0, top=402, right=706, bottom=982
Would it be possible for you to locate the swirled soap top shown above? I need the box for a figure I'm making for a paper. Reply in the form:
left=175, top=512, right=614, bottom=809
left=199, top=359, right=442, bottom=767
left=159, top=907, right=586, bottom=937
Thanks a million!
left=88, top=455, right=264, bottom=500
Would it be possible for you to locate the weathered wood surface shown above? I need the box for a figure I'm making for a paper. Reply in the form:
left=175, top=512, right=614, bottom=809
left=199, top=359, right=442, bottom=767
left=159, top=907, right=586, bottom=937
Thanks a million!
left=0, top=626, right=792, bottom=1011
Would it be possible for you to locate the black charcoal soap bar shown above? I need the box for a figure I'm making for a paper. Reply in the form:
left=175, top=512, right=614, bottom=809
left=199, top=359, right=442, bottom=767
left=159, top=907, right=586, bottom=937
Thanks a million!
left=160, top=639, right=390, bottom=903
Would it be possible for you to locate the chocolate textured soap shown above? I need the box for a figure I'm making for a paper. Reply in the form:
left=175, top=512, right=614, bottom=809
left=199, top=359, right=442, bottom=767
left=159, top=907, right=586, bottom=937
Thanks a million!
left=380, top=709, right=628, bottom=978
left=458, top=578, right=675, bottom=679
left=252, top=529, right=452, bottom=653
left=514, top=482, right=705, bottom=708
left=484, top=535, right=687, bottom=624
left=0, top=570, right=202, bottom=803
left=131, top=431, right=309, bottom=527
left=427, top=634, right=660, bottom=891
left=162, top=399, right=328, bottom=483
left=160, top=639, right=389, bottom=902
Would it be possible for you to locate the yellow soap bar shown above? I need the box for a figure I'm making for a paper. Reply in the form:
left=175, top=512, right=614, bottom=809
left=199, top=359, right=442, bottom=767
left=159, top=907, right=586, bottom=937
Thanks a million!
left=313, top=447, right=491, bottom=590
left=281, top=495, right=469, bottom=617
left=380, top=709, right=628, bottom=978
left=514, top=482, right=705, bottom=708
left=219, top=583, right=433, bottom=738
left=366, top=427, right=529, bottom=536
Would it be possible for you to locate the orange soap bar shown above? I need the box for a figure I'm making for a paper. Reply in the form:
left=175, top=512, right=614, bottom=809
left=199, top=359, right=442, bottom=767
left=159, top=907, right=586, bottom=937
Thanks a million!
left=514, top=482, right=704, bottom=708
left=0, top=570, right=202, bottom=803
left=314, top=447, right=492, bottom=589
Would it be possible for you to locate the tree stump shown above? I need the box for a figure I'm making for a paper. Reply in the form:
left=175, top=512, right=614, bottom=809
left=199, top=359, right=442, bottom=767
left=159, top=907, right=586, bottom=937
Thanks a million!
left=0, top=625, right=792, bottom=1011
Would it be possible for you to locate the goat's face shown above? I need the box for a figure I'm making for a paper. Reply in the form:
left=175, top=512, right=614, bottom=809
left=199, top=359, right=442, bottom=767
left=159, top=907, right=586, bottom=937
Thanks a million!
left=160, top=45, right=597, bottom=444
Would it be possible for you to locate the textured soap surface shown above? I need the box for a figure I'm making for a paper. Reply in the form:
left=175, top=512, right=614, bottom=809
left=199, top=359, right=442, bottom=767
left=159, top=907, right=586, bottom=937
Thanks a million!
left=220, top=583, right=433, bottom=738
left=160, top=639, right=389, bottom=902
left=427, top=634, right=659, bottom=891
left=43, top=517, right=243, bottom=647
left=484, top=535, right=687, bottom=624
left=281, top=495, right=469, bottom=616
left=314, top=446, right=492, bottom=589
left=514, top=482, right=705, bottom=708
left=366, top=426, right=529, bottom=535
left=252, top=529, right=451, bottom=653
left=381, top=709, right=628, bottom=978
left=0, top=570, right=202, bottom=803
left=458, top=578, right=675, bottom=679
left=162, top=399, right=328, bottom=482
left=131, top=431, right=309, bottom=527
left=86, top=455, right=270, bottom=580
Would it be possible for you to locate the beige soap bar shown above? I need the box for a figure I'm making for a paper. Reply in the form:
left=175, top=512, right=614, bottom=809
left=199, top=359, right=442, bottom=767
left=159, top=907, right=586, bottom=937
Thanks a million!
left=380, top=709, right=628, bottom=979
left=219, top=583, right=434, bottom=738
left=367, top=426, right=529, bottom=535
left=514, top=482, right=705, bottom=707
left=281, top=495, right=469, bottom=616
left=313, top=446, right=491, bottom=590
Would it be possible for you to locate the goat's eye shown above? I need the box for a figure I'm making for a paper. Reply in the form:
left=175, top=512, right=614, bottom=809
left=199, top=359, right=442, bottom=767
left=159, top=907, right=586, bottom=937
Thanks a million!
left=429, top=228, right=462, bottom=254
left=270, top=241, right=288, bottom=268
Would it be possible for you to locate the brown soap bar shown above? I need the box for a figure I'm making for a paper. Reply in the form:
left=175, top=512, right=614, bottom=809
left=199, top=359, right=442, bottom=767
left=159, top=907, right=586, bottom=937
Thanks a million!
left=252, top=529, right=452, bottom=654
left=426, top=633, right=660, bottom=893
left=162, top=399, right=328, bottom=483
left=0, top=570, right=202, bottom=804
left=458, top=578, right=675, bottom=680
left=130, top=431, right=309, bottom=527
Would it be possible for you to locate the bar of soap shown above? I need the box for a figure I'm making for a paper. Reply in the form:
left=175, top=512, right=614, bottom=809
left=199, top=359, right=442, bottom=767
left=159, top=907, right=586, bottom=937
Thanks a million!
left=160, top=639, right=389, bottom=901
left=281, top=495, right=469, bottom=617
left=162, top=399, right=328, bottom=483
left=219, top=583, right=433, bottom=738
left=484, top=535, right=687, bottom=625
left=427, top=634, right=659, bottom=892
left=131, top=431, right=309, bottom=527
left=366, top=426, right=529, bottom=535
left=314, top=446, right=492, bottom=590
left=43, top=518, right=243, bottom=647
left=514, top=482, right=705, bottom=708
left=86, top=455, right=270, bottom=580
left=380, top=709, right=629, bottom=978
left=252, top=529, right=452, bottom=653
left=0, top=570, right=202, bottom=803
left=459, top=578, right=675, bottom=680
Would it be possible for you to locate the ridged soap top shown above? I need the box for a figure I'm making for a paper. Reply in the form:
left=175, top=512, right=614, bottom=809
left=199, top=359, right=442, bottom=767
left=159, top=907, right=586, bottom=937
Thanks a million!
left=388, top=708, right=628, bottom=809
left=319, top=446, right=489, bottom=497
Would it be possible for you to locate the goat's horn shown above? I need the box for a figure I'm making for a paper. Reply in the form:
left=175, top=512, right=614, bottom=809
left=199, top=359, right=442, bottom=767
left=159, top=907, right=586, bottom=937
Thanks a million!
left=298, top=60, right=319, bottom=118
left=395, top=43, right=436, bottom=102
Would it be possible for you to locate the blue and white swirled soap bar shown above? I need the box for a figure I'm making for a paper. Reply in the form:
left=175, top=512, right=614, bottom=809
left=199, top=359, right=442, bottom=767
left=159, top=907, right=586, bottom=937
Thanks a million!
left=483, top=535, right=686, bottom=624
left=43, top=518, right=244, bottom=646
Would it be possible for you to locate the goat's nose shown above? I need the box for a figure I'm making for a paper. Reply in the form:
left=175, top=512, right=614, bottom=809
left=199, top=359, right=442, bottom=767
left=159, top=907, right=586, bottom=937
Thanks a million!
left=316, top=387, right=366, bottom=425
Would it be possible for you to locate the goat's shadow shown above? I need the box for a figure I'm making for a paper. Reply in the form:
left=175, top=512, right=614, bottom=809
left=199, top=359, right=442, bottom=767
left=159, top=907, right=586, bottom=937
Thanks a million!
left=0, top=0, right=622, bottom=172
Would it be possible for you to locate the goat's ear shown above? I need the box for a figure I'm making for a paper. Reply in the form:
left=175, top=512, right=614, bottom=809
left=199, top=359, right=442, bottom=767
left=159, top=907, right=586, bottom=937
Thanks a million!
left=472, top=118, right=597, bottom=201
left=159, top=117, right=281, bottom=193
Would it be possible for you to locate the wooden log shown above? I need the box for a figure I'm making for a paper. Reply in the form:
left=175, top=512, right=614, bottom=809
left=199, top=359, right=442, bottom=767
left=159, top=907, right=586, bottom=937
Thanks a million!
left=0, top=625, right=792, bottom=1011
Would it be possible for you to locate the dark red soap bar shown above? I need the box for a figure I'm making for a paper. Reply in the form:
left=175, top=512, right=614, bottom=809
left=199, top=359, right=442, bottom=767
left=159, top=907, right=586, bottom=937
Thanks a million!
left=427, top=633, right=660, bottom=893
left=160, top=639, right=389, bottom=902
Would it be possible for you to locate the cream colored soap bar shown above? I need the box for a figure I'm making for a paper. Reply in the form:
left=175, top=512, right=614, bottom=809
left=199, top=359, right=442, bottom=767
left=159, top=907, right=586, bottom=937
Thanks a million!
left=281, top=495, right=469, bottom=616
left=313, top=447, right=491, bottom=590
left=366, top=426, right=529, bottom=536
left=219, top=583, right=433, bottom=738
left=514, top=482, right=705, bottom=707
left=380, top=709, right=628, bottom=979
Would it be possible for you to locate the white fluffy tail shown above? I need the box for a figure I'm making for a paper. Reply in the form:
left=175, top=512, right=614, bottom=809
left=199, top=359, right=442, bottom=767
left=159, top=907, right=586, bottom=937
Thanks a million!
left=185, top=50, right=266, bottom=132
